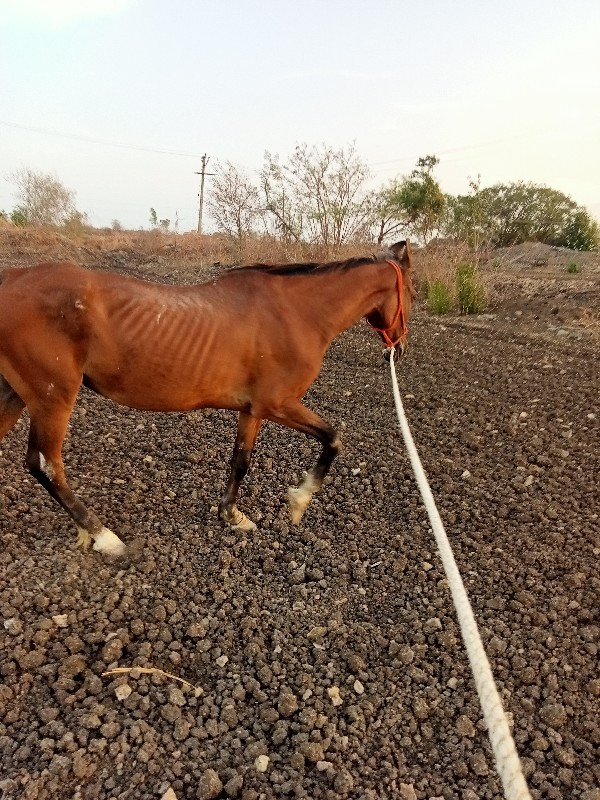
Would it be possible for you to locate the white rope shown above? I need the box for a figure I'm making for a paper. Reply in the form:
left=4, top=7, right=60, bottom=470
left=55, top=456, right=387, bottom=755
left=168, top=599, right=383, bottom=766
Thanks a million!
left=389, top=351, right=532, bottom=800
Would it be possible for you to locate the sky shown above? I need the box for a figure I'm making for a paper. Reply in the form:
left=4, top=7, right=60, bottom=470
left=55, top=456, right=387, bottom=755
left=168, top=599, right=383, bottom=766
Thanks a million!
left=1, top=0, right=599, bottom=232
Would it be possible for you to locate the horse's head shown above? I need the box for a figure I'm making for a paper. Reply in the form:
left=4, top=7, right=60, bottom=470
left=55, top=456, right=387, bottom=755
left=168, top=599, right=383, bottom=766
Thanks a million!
left=367, top=240, right=415, bottom=359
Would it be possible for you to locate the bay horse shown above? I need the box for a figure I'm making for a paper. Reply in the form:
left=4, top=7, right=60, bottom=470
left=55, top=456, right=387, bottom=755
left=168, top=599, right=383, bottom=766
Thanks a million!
left=0, top=241, right=414, bottom=556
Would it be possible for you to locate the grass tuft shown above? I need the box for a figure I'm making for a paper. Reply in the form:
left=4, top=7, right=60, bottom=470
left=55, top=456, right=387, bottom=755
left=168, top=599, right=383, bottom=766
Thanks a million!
left=427, top=279, right=452, bottom=314
left=456, top=262, right=487, bottom=314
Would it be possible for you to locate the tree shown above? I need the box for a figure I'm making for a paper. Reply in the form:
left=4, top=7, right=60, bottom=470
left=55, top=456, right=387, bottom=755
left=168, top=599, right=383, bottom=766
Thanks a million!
left=259, top=154, right=303, bottom=243
left=208, top=161, right=260, bottom=246
left=261, top=143, right=373, bottom=249
left=149, top=208, right=173, bottom=233
left=444, top=176, right=488, bottom=250
left=445, top=181, right=599, bottom=250
left=374, top=155, right=446, bottom=245
left=10, top=206, right=29, bottom=227
left=8, top=168, right=80, bottom=226
left=560, top=208, right=599, bottom=251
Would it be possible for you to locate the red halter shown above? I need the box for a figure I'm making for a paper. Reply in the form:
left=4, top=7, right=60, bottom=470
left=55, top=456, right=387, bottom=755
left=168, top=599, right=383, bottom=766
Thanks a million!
left=367, top=259, right=408, bottom=348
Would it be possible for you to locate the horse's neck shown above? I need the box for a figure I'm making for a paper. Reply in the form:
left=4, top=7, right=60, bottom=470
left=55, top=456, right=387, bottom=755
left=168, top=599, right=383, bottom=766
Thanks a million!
left=301, top=263, right=386, bottom=340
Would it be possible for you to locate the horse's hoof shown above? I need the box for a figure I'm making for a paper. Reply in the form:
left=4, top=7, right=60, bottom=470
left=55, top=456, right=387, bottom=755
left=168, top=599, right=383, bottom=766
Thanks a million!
left=288, top=486, right=311, bottom=525
left=224, top=507, right=257, bottom=533
left=92, top=527, right=128, bottom=557
left=231, top=514, right=257, bottom=533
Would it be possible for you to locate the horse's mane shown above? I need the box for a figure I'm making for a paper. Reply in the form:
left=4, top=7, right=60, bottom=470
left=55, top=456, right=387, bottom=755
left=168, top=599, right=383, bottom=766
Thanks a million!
left=227, top=255, right=377, bottom=277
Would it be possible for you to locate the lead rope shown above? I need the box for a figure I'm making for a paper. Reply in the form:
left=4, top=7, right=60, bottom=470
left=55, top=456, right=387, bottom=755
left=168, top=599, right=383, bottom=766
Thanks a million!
left=388, top=349, right=532, bottom=800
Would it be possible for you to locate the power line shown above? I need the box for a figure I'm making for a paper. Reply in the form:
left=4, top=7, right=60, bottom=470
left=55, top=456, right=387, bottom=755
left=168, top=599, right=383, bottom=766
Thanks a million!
left=370, top=124, right=600, bottom=172
left=0, top=119, right=201, bottom=158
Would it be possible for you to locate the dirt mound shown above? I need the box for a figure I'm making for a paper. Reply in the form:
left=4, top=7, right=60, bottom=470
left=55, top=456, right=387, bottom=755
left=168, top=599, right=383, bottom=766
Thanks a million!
left=485, top=242, right=600, bottom=272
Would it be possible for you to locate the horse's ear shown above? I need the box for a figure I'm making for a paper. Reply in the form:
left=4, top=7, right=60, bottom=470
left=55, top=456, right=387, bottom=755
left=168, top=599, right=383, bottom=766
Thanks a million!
left=387, top=240, right=412, bottom=268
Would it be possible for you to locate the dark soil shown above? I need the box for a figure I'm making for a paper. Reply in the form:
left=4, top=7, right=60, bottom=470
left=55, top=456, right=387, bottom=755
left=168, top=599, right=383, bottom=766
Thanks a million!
left=1, top=248, right=599, bottom=799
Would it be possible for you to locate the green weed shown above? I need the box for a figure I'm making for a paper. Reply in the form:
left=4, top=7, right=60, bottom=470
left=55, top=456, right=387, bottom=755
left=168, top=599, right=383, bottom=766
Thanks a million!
left=456, top=262, right=486, bottom=314
left=427, top=279, right=452, bottom=315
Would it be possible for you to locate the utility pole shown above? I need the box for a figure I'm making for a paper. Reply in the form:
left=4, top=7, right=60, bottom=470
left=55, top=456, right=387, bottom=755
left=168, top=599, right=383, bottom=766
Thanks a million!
left=195, top=154, right=214, bottom=235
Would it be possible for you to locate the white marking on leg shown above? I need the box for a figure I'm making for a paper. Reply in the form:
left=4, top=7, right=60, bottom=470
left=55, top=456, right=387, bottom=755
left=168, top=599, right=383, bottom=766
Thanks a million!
left=288, top=472, right=319, bottom=525
left=75, top=527, right=93, bottom=551
left=38, top=453, right=55, bottom=481
left=92, top=527, right=127, bottom=556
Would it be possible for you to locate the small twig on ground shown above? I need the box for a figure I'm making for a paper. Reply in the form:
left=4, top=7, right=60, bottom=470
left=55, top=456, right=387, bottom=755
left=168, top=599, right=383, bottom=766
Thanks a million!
left=102, top=666, right=202, bottom=693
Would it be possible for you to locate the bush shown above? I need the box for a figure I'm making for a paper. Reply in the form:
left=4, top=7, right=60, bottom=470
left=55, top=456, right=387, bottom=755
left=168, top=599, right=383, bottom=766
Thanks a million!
left=444, top=181, right=599, bottom=251
left=427, top=279, right=452, bottom=314
left=456, top=262, right=486, bottom=314
left=566, top=262, right=580, bottom=274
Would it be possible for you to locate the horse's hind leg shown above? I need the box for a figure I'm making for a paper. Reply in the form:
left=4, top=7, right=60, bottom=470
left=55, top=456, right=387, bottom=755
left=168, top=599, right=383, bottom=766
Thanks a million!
left=266, top=401, right=341, bottom=524
left=219, top=412, right=262, bottom=532
left=25, top=401, right=127, bottom=556
left=0, top=376, right=25, bottom=440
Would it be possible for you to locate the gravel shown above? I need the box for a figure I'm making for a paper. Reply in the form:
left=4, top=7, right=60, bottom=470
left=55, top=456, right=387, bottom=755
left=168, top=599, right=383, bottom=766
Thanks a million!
left=1, top=263, right=599, bottom=799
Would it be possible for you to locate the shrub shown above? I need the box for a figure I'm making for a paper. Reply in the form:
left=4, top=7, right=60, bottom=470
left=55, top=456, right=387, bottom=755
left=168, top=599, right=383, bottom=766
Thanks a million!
left=566, top=262, right=580, bottom=274
left=456, top=262, right=486, bottom=314
left=427, top=279, right=452, bottom=314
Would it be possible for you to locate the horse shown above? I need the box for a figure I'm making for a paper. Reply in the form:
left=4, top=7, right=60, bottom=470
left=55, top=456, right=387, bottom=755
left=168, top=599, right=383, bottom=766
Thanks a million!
left=0, top=241, right=414, bottom=557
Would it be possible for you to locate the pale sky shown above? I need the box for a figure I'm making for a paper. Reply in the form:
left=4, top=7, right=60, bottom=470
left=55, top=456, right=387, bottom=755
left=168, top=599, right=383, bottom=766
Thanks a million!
left=1, top=0, right=599, bottom=231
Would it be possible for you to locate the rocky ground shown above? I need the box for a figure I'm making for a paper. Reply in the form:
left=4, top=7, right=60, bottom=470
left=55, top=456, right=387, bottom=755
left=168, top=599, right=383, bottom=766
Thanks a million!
left=1, top=242, right=599, bottom=799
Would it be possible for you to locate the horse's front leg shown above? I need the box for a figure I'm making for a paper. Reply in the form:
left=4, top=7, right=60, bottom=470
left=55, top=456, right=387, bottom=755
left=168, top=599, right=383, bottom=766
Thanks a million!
left=219, top=412, right=263, bottom=532
left=266, top=401, right=341, bottom=524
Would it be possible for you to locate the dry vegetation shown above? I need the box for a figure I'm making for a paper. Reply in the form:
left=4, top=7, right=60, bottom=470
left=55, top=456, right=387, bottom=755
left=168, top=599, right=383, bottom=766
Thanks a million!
left=0, top=222, right=367, bottom=274
left=1, top=223, right=599, bottom=338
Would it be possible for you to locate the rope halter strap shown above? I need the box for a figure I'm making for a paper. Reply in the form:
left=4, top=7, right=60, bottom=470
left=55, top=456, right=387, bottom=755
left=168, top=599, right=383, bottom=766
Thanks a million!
left=367, top=258, right=408, bottom=348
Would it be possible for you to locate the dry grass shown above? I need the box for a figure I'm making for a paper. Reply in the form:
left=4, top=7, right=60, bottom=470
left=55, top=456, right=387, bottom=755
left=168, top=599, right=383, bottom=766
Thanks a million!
left=576, top=307, right=600, bottom=336
left=0, top=223, right=371, bottom=271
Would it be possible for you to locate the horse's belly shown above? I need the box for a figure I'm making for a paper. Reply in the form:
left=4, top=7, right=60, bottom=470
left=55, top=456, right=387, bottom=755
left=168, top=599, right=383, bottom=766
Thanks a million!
left=84, top=358, right=247, bottom=413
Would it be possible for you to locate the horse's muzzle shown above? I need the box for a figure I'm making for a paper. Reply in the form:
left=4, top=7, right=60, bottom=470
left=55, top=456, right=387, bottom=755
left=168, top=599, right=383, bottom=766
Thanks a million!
left=383, top=341, right=407, bottom=362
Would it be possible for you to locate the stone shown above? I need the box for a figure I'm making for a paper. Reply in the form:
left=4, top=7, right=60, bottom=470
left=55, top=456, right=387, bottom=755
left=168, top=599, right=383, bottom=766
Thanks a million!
left=327, top=686, right=343, bottom=706
left=277, top=691, right=298, bottom=717
left=115, top=684, right=132, bottom=701
left=540, top=702, right=567, bottom=728
left=196, top=768, right=223, bottom=800
left=254, top=755, right=269, bottom=773
left=399, top=784, right=417, bottom=800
